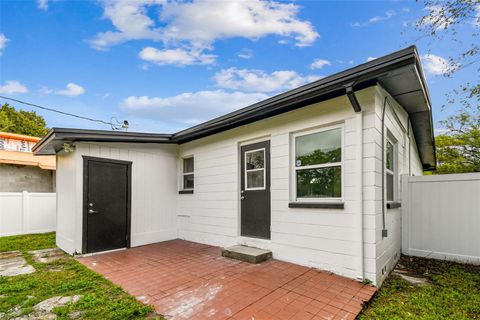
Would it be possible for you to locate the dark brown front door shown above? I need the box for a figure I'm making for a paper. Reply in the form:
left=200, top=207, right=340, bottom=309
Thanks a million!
left=83, top=156, right=131, bottom=254
left=240, top=140, right=271, bottom=239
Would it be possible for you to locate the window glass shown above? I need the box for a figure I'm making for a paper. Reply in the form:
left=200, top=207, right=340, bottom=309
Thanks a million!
left=245, top=149, right=265, bottom=190
left=184, top=157, right=194, bottom=173
left=183, top=174, right=194, bottom=189
left=247, top=171, right=264, bottom=189
left=295, top=128, right=341, bottom=167
left=386, top=141, right=394, bottom=172
left=246, top=150, right=264, bottom=170
left=183, top=157, right=194, bottom=190
left=296, top=166, right=341, bottom=198
left=386, top=173, right=394, bottom=201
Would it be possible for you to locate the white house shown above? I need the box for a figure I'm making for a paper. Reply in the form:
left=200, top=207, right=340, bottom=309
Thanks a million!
left=33, top=46, right=436, bottom=286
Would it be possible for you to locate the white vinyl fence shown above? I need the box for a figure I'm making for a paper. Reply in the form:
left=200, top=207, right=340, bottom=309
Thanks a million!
left=402, top=173, right=480, bottom=264
left=0, top=192, right=56, bottom=236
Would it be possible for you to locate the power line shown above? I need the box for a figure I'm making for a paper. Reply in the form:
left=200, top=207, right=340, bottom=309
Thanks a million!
left=0, top=95, right=127, bottom=130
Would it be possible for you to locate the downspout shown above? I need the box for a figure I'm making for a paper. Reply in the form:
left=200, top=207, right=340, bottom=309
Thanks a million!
left=381, top=97, right=388, bottom=238
left=355, top=110, right=364, bottom=281
left=407, top=117, right=411, bottom=176
left=345, top=84, right=364, bottom=281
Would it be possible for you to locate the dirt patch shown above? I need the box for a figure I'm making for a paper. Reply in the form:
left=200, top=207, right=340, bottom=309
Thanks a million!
left=397, top=255, right=480, bottom=276
left=0, top=251, right=35, bottom=276
left=4, top=295, right=83, bottom=320
left=28, top=248, right=67, bottom=264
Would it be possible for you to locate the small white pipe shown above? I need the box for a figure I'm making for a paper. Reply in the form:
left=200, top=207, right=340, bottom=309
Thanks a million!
left=355, top=111, right=364, bottom=281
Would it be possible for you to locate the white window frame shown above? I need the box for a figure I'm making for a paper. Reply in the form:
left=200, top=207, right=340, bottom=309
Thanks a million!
left=385, top=137, right=397, bottom=202
left=182, top=156, right=194, bottom=190
left=291, top=124, right=344, bottom=203
left=244, top=148, right=266, bottom=191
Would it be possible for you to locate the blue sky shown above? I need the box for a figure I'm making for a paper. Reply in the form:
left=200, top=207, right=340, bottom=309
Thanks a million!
left=0, top=0, right=477, bottom=134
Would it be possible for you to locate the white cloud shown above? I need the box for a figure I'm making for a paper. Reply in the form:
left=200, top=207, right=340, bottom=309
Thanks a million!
left=213, top=68, right=320, bottom=93
left=310, top=59, right=331, bottom=70
left=122, top=90, right=268, bottom=125
left=159, top=0, right=318, bottom=47
left=0, top=80, right=28, bottom=94
left=90, top=0, right=165, bottom=50
left=421, top=54, right=454, bottom=75
left=366, top=57, right=377, bottom=62
left=92, top=0, right=318, bottom=64
left=352, top=10, right=396, bottom=27
left=0, top=34, right=9, bottom=55
left=42, top=83, right=86, bottom=96
left=237, top=48, right=253, bottom=59
left=139, top=47, right=216, bottom=66
left=56, top=83, right=85, bottom=96
left=38, top=0, right=49, bottom=10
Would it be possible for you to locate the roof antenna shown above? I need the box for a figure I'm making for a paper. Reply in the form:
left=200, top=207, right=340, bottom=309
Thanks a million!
left=122, top=120, right=129, bottom=131
left=110, top=117, right=129, bottom=131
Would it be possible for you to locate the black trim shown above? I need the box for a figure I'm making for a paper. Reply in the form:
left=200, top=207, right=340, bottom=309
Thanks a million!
left=33, top=128, right=174, bottom=155
left=289, top=202, right=344, bottom=209
left=178, top=190, right=194, bottom=194
left=387, top=201, right=401, bottom=209
left=33, top=46, right=435, bottom=170
left=82, top=156, right=132, bottom=254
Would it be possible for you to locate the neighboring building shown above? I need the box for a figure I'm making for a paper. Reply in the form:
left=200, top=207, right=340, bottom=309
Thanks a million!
left=33, top=46, right=435, bottom=286
left=0, top=132, right=56, bottom=192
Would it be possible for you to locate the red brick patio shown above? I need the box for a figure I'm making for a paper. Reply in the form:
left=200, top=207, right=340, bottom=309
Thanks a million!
left=78, top=240, right=376, bottom=320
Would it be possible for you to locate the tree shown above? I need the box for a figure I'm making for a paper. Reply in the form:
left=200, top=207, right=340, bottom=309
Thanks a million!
left=416, top=1, right=479, bottom=172
left=435, top=109, right=480, bottom=173
left=0, top=103, right=48, bottom=137
left=416, top=0, right=479, bottom=109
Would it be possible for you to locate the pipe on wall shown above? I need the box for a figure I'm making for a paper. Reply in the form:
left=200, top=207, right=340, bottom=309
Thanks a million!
left=345, top=85, right=365, bottom=281
left=381, top=97, right=388, bottom=238
left=355, top=110, right=364, bottom=281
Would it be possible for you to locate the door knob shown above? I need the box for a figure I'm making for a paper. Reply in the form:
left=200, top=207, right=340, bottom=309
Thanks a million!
left=88, top=209, right=98, bottom=214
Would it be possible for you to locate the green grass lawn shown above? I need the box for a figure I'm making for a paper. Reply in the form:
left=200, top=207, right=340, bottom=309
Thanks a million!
left=0, top=232, right=157, bottom=319
left=360, top=256, right=480, bottom=320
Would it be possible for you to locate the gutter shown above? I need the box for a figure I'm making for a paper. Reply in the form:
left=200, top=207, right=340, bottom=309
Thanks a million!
left=32, top=46, right=435, bottom=169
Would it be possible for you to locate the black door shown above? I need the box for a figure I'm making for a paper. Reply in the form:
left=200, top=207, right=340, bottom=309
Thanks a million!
left=83, top=156, right=131, bottom=253
left=240, top=140, right=271, bottom=239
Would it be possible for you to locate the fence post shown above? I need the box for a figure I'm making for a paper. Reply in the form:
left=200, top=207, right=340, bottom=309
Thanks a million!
left=22, top=191, right=29, bottom=234
left=401, top=175, right=410, bottom=256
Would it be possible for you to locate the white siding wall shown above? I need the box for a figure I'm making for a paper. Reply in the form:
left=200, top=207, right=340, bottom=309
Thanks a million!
left=52, top=84, right=430, bottom=285
left=55, top=143, right=178, bottom=254
left=373, top=86, right=424, bottom=286
left=56, top=150, right=77, bottom=254
left=178, top=87, right=378, bottom=281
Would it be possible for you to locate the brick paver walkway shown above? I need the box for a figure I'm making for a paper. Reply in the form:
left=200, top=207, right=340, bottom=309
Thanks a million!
left=79, top=240, right=376, bottom=319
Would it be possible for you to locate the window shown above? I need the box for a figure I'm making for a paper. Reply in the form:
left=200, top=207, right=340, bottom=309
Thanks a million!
left=245, top=148, right=265, bottom=190
left=294, top=127, right=342, bottom=201
left=183, top=157, right=194, bottom=190
left=386, top=140, right=396, bottom=201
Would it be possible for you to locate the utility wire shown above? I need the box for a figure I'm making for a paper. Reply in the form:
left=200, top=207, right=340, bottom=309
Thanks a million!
left=0, top=95, right=121, bottom=129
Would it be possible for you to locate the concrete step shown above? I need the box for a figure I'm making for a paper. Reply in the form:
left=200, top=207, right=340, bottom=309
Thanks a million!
left=221, top=245, right=272, bottom=264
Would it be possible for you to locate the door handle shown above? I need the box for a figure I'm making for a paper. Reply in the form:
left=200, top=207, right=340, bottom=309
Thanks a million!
left=88, top=209, right=98, bottom=214
left=240, top=196, right=245, bottom=200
